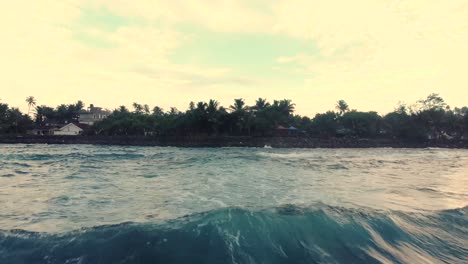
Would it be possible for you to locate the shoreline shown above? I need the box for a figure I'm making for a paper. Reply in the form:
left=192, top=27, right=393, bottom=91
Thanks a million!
left=1, top=135, right=467, bottom=149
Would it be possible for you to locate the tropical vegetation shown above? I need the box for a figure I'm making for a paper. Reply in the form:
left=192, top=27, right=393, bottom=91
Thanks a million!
left=0, top=94, right=467, bottom=141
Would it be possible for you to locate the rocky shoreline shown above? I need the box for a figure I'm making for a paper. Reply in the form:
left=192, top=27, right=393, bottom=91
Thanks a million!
left=0, top=135, right=467, bottom=149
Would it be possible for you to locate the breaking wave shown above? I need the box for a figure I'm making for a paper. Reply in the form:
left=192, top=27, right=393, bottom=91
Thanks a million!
left=1, top=205, right=466, bottom=264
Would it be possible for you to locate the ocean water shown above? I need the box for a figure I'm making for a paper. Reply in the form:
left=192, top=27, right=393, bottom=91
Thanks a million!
left=0, top=145, right=467, bottom=264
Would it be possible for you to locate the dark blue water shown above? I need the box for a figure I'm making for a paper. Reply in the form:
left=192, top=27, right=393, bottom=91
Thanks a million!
left=0, top=145, right=467, bottom=263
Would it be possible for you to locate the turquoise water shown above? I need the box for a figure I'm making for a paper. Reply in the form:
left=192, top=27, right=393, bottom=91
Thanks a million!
left=0, top=145, right=467, bottom=263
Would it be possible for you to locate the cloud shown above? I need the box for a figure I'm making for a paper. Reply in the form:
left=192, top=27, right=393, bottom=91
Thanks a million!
left=272, top=0, right=467, bottom=49
left=89, top=0, right=273, bottom=32
left=268, top=0, right=468, bottom=112
left=0, top=0, right=466, bottom=115
left=0, top=1, right=247, bottom=111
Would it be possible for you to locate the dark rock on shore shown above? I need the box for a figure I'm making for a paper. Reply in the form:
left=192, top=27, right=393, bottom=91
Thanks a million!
left=0, top=135, right=467, bottom=149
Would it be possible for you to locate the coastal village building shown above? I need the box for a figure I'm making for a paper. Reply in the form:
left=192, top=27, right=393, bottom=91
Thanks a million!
left=54, top=123, right=88, bottom=136
left=28, top=123, right=88, bottom=136
left=29, top=125, right=58, bottom=136
left=275, top=125, right=300, bottom=136
left=78, top=104, right=110, bottom=125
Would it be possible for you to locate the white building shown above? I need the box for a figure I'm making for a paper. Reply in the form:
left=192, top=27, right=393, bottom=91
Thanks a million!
left=79, top=104, right=110, bottom=125
left=54, top=123, right=84, bottom=136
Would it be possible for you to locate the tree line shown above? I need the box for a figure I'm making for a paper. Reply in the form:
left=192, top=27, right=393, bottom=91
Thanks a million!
left=0, top=97, right=85, bottom=134
left=0, top=93, right=467, bottom=140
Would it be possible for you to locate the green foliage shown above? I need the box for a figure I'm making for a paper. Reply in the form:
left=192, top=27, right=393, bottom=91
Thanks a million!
left=34, top=101, right=84, bottom=125
left=335, top=100, right=349, bottom=115
left=417, top=93, right=447, bottom=112
left=0, top=103, right=33, bottom=134
left=252, top=98, right=270, bottom=111
left=1, top=93, right=467, bottom=140
left=152, top=106, right=164, bottom=117
left=89, top=98, right=300, bottom=137
left=25, top=96, right=36, bottom=116
left=92, top=107, right=155, bottom=136
left=382, top=112, right=426, bottom=139
left=310, top=111, right=339, bottom=137
left=229, top=98, right=246, bottom=112
left=339, top=111, right=382, bottom=137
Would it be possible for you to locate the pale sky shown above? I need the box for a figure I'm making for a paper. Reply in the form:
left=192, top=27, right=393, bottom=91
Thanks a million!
left=1, top=0, right=467, bottom=115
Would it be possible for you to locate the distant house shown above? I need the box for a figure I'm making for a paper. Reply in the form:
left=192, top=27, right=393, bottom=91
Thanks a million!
left=79, top=104, right=110, bottom=125
left=275, top=125, right=300, bottom=136
left=29, top=126, right=58, bottom=136
left=55, top=123, right=88, bottom=136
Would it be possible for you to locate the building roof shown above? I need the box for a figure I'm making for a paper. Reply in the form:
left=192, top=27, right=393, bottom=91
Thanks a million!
left=276, top=125, right=298, bottom=130
left=59, top=123, right=84, bottom=131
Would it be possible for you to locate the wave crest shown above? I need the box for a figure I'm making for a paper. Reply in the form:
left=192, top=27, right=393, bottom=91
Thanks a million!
left=1, top=205, right=466, bottom=264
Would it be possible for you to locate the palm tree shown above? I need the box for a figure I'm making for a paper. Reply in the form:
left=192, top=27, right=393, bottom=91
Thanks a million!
left=34, top=105, right=54, bottom=125
left=207, top=99, right=219, bottom=114
left=25, top=96, right=36, bottom=116
left=228, top=99, right=249, bottom=134
left=143, top=104, right=150, bottom=114
left=336, top=100, right=349, bottom=115
left=34, top=106, right=43, bottom=124
left=196, top=101, right=207, bottom=112
left=278, top=99, right=295, bottom=115
left=152, top=106, right=164, bottom=117
left=8, top=107, right=23, bottom=134
left=188, top=101, right=196, bottom=112
left=206, top=100, right=221, bottom=135
left=56, top=104, right=68, bottom=123
left=169, top=107, right=179, bottom=115
left=132, top=102, right=143, bottom=114
left=252, top=98, right=270, bottom=111
left=75, top=100, right=85, bottom=111
left=118, top=105, right=129, bottom=113
left=229, top=98, right=246, bottom=112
